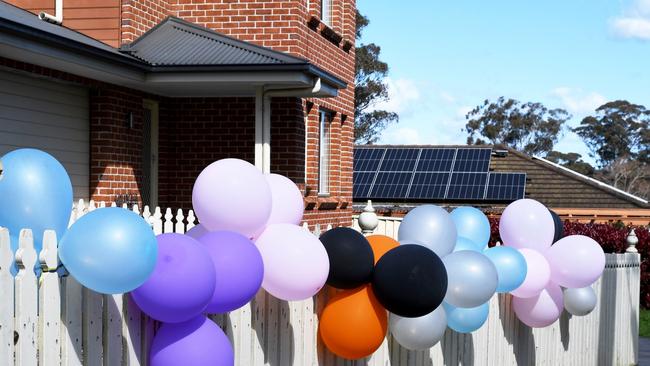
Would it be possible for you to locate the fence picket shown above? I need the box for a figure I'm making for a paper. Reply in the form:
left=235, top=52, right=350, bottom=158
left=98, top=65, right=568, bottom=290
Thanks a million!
left=163, top=208, right=173, bottom=233
left=0, top=228, right=14, bottom=366
left=123, top=295, right=143, bottom=366
left=175, top=209, right=185, bottom=233
left=103, top=293, right=123, bottom=366
left=15, top=229, right=38, bottom=366
left=60, top=276, right=83, bottom=366
left=83, top=288, right=103, bottom=366
left=38, top=230, right=61, bottom=365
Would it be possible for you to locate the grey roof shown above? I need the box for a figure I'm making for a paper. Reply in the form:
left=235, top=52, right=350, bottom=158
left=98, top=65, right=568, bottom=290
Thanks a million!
left=122, top=17, right=309, bottom=66
left=0, top=3, right=346, bottom=88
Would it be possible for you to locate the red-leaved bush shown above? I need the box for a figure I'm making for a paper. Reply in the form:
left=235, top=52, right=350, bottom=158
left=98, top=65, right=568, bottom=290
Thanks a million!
left=487, top=217, right=650, bottom=308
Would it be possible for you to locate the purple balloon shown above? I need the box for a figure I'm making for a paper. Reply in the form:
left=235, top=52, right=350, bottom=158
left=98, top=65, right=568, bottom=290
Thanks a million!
left=150, top=316, right=234, bottom=366
left=500, top=199, right=555, bottom=252
left=185, top=224, right=209, bottom=239
left=131, top=234, right=216, bottom=323
left=192, top=159, right=272, bottom=238
left=546, top=235, right=605, bottom=288
left=513, top=282, right=563, bottom=328
left=510, top=249, right=550, bottom=298
left=266, top=173, right=304, bottom=225
left=198, top=231, right=264, bottom=313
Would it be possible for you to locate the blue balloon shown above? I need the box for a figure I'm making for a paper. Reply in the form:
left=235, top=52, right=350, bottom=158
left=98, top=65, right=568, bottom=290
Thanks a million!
left=0, top=149, right=72, bottom=254
left=450, top=207, right=491, bottom=249
left=453, top=237, right=482, bottom=252
left=59, top=207, right=157, bottom=294
left=443, top=302, right=489, bottom=333
left=483, top=246, right=527, bottom=293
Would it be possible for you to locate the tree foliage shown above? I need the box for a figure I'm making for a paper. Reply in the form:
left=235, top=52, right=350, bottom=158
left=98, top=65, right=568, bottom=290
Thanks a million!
left=464, top=97, right=571, bottom=155
left=574, top=100, right=650, bottom=167
left=354, top=11, right=398, bottom=144
left=545, top=151, right=595, bottom=176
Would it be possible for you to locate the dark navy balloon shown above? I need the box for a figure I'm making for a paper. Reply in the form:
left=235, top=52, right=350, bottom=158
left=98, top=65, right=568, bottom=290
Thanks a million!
left=0, top=149, right=72, bottom=253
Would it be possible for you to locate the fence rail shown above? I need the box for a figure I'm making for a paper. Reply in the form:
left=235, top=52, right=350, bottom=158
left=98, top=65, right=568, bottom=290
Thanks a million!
left=0, top=201, right=641, bottom=365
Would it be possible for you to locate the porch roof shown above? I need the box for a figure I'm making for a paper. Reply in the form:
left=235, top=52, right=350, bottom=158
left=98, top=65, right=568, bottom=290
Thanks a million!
left=0, top=2, right=345, bottom=97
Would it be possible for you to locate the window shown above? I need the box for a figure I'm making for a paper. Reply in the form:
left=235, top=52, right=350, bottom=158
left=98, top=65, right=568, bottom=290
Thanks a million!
left=319, top=110, right=331, bottom=195
left=321, top=0, right=332, bottom=25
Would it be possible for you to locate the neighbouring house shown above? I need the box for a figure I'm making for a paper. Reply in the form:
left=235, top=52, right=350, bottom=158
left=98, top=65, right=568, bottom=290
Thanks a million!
left=0, top=0, right=356, bottom=228
left=353, top=145, right=650, bottom=225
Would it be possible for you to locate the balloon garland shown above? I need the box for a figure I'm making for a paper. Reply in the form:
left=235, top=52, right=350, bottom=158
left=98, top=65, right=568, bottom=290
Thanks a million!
left=0, top=149, right=608, bottom=363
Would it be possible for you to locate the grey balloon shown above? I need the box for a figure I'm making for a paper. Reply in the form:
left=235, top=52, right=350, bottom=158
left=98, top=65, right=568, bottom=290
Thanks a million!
left=389, top=306, right=447, bottom=350
left=398, top=205, right=457, bottom=257
left=564, top=286, right=597, bottom=316
left=443, top=251, right=498, bottom=308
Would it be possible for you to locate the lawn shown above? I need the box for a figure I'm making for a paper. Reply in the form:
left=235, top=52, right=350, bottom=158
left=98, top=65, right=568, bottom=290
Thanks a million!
left=641, top=309, right=650, bottom=338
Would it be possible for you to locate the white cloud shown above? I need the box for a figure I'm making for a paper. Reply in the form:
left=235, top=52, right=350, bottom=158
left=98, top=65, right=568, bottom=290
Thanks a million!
left=610, top=0, right=650, bottom=40
left=551, top=87, right=606, bottom=117
left=381, top=127, right=423, bottom=145
left=372, top=77, right=421, bottom=116
left=439, top=91, right=456, bottom=104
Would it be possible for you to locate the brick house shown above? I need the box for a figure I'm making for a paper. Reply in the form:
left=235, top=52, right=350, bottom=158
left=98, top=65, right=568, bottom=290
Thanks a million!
left=0, top=0, right=356, bottom=228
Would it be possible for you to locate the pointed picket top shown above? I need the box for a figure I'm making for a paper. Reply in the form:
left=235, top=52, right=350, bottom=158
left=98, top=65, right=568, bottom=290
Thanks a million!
left=164, top=208, right=174, bottom=233
left=121, top=203, right=128, bottom=209
left=110, top=202, right=117, bottom=208
left=142, top=205, right=153, bottom=227
left=313, top=224, right=321, bottom=237
left=175, top=209, right=185, bottom=233
left=302, top=222, right=309, bottom=230
left=152, top=207, right=163, bottom=235
left=38, top=230, right=58, bottom=272
left=88, top=200, right=97, bottom=213
left=132, top=204, right=141, bottom=216
left=15, top=229, right=37, bottom=274
left=186, top=210, right=197, bottom=230
left=98, top=201, right=106, bottom=208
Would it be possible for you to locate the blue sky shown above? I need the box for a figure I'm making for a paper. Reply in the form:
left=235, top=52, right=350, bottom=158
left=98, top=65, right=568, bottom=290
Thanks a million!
left=357, top=0, right=650, bottom=164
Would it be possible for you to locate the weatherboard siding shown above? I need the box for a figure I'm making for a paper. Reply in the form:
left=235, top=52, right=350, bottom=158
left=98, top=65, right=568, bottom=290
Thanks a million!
left=5, top=0, right=120, bottom=47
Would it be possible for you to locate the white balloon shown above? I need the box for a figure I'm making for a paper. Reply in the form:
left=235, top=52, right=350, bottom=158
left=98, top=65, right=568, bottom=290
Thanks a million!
left=563, top=286, right=597, bottom=316
left=398, top=205, right=457, bottom=257
left=443, top=251, right=498, bottom=308
left=390, top=306, right=447, bottom=350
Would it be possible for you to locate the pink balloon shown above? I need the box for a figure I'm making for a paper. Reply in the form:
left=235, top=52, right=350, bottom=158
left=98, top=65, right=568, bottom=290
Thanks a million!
left=510, top=249, right=550, bottom=298
left=266, top=174, right=304, bottom=225
left=500, top=199, right=554, bottom=252
left=192, top=159, right=271, bottom=238
left=254, top=224, right=329, bottom=301
left=513, top=282, right=563, bottom=328
left=185, top=224, right=208, bottom=239
left=546, top=235, right=605, bottom=288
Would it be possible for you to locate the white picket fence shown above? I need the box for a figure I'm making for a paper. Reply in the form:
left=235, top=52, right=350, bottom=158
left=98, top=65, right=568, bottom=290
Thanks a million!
left=0, top=200, right=641, bottom=365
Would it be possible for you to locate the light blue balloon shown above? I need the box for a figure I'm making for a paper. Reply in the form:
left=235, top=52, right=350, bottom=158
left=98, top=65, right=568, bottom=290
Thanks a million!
left=0, top=149, right=72, bottom=254
left=483, top=246, right=527, bottom=293
left=453, top=237, right=482, bottom=252
left=443, top=302, right=489, bottom=333
left=59, top=207, right=158, bottom=294
left=398, top=205, right=457, bottom=257
left=450, top=207, right=491, bottom=249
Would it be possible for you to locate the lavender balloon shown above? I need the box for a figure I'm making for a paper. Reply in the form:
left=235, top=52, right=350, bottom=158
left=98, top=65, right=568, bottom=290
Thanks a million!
left=255, top=224, right=329, bottom=301
left=150, top=316, right=234, bottom=366
left=510, top=249, right=550, bottom=298
left=185, top=224, right=209, bottom=240
left=131, top=234, right=216, bottom=323
left=198, top=231, right=264, bottom=313
left=266, top=173, right=304, bottom=225
left=500, top=199, right=554, bottom=252
left=192, top=159, right=272, bottom=238
left=513, top=282, right=563, bottom=328
left=547, top=235, right=605, bottom=288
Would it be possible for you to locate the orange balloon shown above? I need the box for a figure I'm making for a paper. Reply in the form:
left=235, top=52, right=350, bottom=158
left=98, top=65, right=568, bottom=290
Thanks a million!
left=319, top=285, right=387, bottom=359
left=366, top=235, right=400, bottom=264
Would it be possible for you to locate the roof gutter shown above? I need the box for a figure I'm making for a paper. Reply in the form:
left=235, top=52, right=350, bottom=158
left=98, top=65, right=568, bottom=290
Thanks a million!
left=534, top=156, right=649, bottom=205
left=38, top=0, right=63, bottom=24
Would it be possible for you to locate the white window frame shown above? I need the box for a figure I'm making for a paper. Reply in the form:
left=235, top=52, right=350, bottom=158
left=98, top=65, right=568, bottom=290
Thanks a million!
left=318, top=110, right=331, bottom=195
left=321, top=0, right=332, bottom=26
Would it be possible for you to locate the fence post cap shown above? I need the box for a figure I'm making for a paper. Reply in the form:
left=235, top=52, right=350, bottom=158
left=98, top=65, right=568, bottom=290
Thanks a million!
left=626, top=229, right=638, bottom=253
left=359, top=200, right=379, bottom=235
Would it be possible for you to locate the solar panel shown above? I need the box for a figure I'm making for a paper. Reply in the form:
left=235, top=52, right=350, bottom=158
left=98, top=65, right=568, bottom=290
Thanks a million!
left=379, top=148, right=419, bottom=172
left=353, top=172, right=377, bottom=199
left=370, top=172, right=412, bottom=199
left=415, top=148, right=455, bottom=172
left=353, top=148, right=385, bottom=172
left=485, top=173, right=526, bottom=200
left=452, top=148, right=492, bottom=172
left=408, top=172, right=449, bottom=199
left=446, top=172, right=489, bottom=200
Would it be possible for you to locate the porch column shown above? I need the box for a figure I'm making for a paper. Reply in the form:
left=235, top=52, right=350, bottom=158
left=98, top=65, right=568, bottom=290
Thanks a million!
left=254, top=88, right=271, bottom=174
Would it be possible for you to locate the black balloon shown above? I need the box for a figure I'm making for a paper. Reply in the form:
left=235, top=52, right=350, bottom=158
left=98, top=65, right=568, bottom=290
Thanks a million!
left=372, top=244, right=448, bottom=318
left=319, top=227, right=375, bottom=289
left=549, top=209, right=564, bottom=243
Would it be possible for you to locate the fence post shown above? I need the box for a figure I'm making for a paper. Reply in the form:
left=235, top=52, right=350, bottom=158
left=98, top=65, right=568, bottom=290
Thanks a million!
left=626, top=229, right=639, bottom=253
left=38, top=230, right=61, bottom=366
left=0, top=228, right=14, bottom=366
left=358, top=200, right=379, bottom=235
